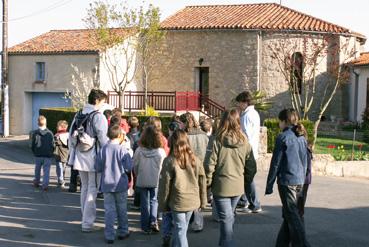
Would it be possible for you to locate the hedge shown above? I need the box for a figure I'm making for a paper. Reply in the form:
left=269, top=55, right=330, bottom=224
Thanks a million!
left=264, top=118, right=315, bottom=152
left=39, top=107, right=173, bottom=136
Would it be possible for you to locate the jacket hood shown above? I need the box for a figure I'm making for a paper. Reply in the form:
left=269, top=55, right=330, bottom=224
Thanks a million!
left=82, top=104, right=97, bottom=114
left=187, top=128, right=207, bottom=136
left=222, top=136, right=245, bottom=148
left=37, top=128, right=50, bottom=136
left=140, top=147, right=163, bottom=158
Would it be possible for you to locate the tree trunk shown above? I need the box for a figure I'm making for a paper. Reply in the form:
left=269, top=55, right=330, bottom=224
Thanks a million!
left=118, top=92, right=124, bottom=112
left=312, top=118, right=321, bottom=151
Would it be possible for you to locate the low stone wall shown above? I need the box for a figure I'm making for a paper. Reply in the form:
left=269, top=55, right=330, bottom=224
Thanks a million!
left=257, top=154, right=369, bottom=179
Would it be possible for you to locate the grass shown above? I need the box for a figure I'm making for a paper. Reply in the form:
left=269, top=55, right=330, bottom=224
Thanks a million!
left=315, top=135, right=369, bottom=159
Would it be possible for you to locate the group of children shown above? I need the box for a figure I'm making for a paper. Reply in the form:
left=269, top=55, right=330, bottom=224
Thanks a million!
left=31, top=101, right=312, bottom=247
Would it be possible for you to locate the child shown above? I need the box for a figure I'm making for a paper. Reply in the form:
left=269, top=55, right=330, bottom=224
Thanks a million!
left=205, top=109, right=256, bottom=246
left=96, top=125, right=132, bottom=244
left=265, top=108, right=310, bottom=247
left=127, top=116, right=141, bottom=152
left=200, top=118, right=213, bottom=137
left=31, top=115, right=55, bottom=191
left=54, top=120, right=69, bottom=189
left=112, top=108, right=130, bottom=133
left=103, top=109, right=113, bottom=125
left=133, top=125, right=166, bottom=234
left=146, top=116, right=170, bottom=155
left=158, top=129, right=207, bottom=247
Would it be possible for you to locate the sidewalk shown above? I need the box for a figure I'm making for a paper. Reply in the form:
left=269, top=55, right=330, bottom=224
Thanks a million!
left=1, top=137, right=369, bottom=246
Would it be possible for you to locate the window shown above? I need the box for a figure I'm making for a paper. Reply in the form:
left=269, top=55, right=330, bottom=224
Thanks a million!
left=290, top=52, right=303, bottom=94
left=36, top=62, right=45, bottom=81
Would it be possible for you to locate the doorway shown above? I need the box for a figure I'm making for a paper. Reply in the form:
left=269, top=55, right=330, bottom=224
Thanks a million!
left=195, top=67, right=209, bottom=109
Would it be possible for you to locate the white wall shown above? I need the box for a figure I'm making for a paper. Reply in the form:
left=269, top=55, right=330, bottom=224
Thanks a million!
left=349, top=66, right=369, bottom=122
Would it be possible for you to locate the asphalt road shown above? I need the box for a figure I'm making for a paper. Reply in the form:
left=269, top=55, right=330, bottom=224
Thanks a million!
left=0, top=137, right=369, bottom=247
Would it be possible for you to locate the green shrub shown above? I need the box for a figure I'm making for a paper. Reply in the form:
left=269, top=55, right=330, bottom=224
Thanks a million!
left=39, top=107, right=78, bottom=133
left=263, top=118, right=314, bottom=152
left=40, top=107, right=173, bottom=136
left=362, top=107, right=369, bottom=143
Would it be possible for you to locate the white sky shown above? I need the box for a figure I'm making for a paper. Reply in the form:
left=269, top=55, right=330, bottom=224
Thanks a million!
left=4, top=0, right=369, bottom=49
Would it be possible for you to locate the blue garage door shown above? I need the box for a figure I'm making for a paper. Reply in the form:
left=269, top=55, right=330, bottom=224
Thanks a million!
left=32, top=92, right=71, bottom=130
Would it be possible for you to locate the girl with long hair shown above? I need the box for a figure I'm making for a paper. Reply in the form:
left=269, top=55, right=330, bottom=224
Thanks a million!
left=158, top=130, right=207, bottom=247
left=206, top=108, right=256, bottom=247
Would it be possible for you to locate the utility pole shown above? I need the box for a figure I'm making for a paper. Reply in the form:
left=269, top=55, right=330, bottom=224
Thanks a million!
left=1, top=0, right=9, bottom=137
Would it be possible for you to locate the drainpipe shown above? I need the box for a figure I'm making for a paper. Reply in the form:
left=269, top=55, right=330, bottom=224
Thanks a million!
left=256, top=31, right=262, bottom=91
left=352, top=69, right=360, bottom=122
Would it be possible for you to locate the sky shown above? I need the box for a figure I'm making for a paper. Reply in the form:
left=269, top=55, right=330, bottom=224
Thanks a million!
left=4, top=0, right=369, bottom=49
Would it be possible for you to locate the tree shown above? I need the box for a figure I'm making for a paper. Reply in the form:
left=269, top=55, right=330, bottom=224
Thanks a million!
left=268, top=34, right=356, bottom=147
left=84, top=1, right=165, bottom=113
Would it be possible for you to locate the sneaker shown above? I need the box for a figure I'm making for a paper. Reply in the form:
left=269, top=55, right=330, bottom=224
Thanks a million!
left=81, top=226, right=102, bottom=233
left=33, top=181, right=40, bottom=188
left=252, top=207, right=263, bottom=213
left=151, top=223, right=160, bottom=233
left=105, top=239, right=114, bottom=244
left=118, top=233, right=130, bottom=240
left=162, top=236, right=171, bottom=247
left=58, top=182, right=66, bottom=189
left=238, top=205, right=252, bottom=213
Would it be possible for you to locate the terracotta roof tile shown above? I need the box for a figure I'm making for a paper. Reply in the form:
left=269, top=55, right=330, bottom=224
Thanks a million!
left=8, top=28, right=132, bottom=54
left=161, top=3, right=365, bottom=39
left=352, top=52, right=369, bottom=66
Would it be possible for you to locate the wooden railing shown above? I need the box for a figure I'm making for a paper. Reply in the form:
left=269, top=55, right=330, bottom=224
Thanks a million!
left=107, top=90, right=224, bottom=117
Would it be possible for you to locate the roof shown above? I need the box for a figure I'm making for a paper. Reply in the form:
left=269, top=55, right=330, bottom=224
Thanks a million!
left=351, top=52, right=369, bottom=66
left=8, top=28, right=132, bottom=55
left=161, top=3, right=366, bottom=39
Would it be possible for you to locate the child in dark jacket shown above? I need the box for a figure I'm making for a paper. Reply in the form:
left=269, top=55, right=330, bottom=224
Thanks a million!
left=54, top=120, right=69, bottom=188
left=31, top=115, right=55, bottom=191
left=96, top=125, right=133, bottom=244
left=265, top=109, right=310, bottom=247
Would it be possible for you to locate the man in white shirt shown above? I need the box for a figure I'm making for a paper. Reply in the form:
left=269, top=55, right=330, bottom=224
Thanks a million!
left=235, top=91, right=262, bottom=213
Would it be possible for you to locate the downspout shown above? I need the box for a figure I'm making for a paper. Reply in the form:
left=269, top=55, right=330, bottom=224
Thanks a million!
left=352, top=69, right=360, bottom=122
left=256, top=31, right=262, bottom=91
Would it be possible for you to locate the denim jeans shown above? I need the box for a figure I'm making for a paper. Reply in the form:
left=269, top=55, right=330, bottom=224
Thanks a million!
left=34, top=157, right=52, bottom=189
left=104, top=191, right=129, bottom=240
left=245, top=180, right=261, bottom=210
left=56, top=162, right=66, bottom=183
left=138, top=187, right=158, bottom=231
left=276, top=185, right=311, bottom=247
left=162, top=212, right=173, bottom=237
left=214, top=196, right=241, bottom=247
left=172, top=211, right=192, bottom=247
left=80, top=171, right=101, bottom=229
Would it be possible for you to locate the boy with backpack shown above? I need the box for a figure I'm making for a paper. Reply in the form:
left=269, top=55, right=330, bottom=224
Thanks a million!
left=54, top=120, right=69, bottom=189
left=96, top=124, right=132, bottom=244
left=31, top=115, right=54, bottom=191
left=68, top=89, right=108, bottom=232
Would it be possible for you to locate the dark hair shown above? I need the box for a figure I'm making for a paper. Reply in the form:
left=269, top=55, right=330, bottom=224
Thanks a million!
left=200, top=118, right=212, bottom=133
left=107, top=125, right=122, bottom=139
left=88, top=89, right=107, bottom=105
left=140, top=125, right=163, bottom=149
left=110, top=115, right=121, bottom=127
left=235, top=91, right=253, bottom=105
left=217, top=108, right=246, bottom=144
left=179, top=112, right=199, bottom=131
left=169, top=129, right=196, bottom=169
left=112, top=108, right=122, bottom=117
left=146, top=116, right=162, bottom=131
left=168, top=121, right=181, bottom=132
left=103, top=110, right=112, bottom=120
left=128, top=116, right=139, bottom=128
left=278, top=108, right=298, bottom=125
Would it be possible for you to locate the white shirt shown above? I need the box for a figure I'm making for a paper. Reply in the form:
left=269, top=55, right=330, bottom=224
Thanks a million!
left=240, top=105, right=260, bottom=159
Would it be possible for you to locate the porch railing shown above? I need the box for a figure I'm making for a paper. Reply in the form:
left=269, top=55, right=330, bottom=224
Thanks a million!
left=107, top=90, right=224, bottom=117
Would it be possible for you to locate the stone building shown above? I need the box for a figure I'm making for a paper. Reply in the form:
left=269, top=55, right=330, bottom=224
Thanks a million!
left=153, top=3, right=366, bottom=120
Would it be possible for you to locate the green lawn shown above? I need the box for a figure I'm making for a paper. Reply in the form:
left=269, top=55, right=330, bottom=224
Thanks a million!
left=315, top=135, right=369, bottom=160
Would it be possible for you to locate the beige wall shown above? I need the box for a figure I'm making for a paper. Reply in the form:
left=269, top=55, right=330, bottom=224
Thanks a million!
left=349, top=66, right=369, bottom=122
left=149, top=30, right=259, bottom=108
left=8, top=53, right=100, bottom=134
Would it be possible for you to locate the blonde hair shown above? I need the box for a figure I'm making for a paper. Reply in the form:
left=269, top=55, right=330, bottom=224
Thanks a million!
left=57, top=120, right=68, bottom=130
left=216, top=109, right=246, bottom=144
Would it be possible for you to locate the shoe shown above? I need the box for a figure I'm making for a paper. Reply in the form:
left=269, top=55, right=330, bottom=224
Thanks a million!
left=105, top=239, right=114, bottom=244
left=81, top=226, right=101, bottom=233
left=162, top=236, right=171, bottom=247
left=42, top=187, right=48, bottom=192
left=68, top=185, right=77, bottom=193
left=252, top=207, right=262, bottom=213
left=117, top=233, right=130, bottom=240
left=238, top=206, right=252, bottom=213
left=151, top=223, right=160, bottom=233
left=143, top=229, right=152, bottom=235
left=130, top=205, right=140, bottom=210
left=33, top=181, right=40, bottom=188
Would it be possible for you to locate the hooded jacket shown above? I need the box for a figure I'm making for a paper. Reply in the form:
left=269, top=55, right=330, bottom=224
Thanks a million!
left=205, top=135, right=256, bottom=197
left=133, top=147, right=166, bottom=188
left=187, top=128, right=209, bottom=163
left=158, top=156, right=207, bottom=212
left=31, top=128, right=54, bottom=158
left=68, top=104, right=108, bottom=172
left=54, top=131, right=69, bottom=163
